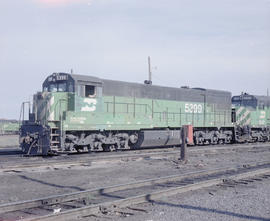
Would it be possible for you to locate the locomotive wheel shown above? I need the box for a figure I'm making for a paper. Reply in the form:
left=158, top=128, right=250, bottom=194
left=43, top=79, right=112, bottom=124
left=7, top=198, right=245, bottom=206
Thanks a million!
left=218, top=139, right=224, bottom=145
left=103, top=144, right=116, bottom=152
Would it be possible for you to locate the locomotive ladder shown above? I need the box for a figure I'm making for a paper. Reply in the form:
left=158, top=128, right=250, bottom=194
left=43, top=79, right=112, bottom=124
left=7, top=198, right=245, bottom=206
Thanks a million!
left=49, top=120, right=61, bottom=151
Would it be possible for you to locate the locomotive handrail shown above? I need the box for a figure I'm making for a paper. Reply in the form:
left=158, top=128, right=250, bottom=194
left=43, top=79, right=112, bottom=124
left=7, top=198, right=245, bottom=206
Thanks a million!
left=91, top=96, right=230, bottom=129
left=104, top=99, right=230, bottom=127
left=104, top=100, right=149, bottom=114
left=18, top=101, right=31, bottom=126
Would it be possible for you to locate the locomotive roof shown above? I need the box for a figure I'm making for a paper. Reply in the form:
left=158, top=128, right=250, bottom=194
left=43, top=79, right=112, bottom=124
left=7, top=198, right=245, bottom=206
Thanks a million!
left=69, top=73, right=230, bottom=95
left=70, top=73, right=231, bottom=110
left=70, top=74, right=102, bottom=84
left=232, top=94, right=270, bottom=107
left=44, top=72, right=231, bottom=110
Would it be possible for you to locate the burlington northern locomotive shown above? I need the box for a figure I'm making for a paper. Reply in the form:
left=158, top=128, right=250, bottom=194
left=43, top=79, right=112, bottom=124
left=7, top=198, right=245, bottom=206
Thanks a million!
left=19, top=72, right=270, bottom=155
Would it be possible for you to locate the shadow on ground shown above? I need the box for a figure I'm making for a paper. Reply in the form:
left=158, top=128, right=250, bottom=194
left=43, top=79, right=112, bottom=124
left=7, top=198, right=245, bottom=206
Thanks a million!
left=145, top=195, right=270, bottom=221
left=18, top=174, right=85, bottom=192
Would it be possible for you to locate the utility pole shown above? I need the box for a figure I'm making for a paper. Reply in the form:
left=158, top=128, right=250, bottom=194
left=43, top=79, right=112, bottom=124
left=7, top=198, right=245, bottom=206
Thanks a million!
left=267, top=88, right=269, bottom=97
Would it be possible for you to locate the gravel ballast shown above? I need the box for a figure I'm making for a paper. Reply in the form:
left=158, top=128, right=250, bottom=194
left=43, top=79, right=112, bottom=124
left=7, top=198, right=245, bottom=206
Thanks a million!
left=0, top=145, right=269, bottom=206
left=0, top=135, right=18, bottom=148
left=105, top=176, right=270, bottom=221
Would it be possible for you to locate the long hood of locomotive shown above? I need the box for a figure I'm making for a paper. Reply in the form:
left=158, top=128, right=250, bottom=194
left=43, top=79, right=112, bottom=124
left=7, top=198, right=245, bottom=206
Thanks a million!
left=62, top=96, right=233, bottom=131
left=33, top=92, right=234, bottom=132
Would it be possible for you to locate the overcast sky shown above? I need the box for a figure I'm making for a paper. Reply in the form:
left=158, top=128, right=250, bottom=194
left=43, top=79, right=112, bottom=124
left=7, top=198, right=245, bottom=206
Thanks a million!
left=0, top=0, right=270, bottom=119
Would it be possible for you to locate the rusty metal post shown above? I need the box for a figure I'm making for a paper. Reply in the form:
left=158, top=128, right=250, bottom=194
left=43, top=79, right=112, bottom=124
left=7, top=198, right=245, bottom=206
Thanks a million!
left=180, top=126, right=187, bottom=162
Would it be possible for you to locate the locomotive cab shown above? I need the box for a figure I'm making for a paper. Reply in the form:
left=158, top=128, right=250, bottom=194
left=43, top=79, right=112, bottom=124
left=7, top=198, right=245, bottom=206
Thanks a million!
left=43, top=72, right=102, bottom=98
left=20, top=73, right=76, bottom=155
left=42, top=73, right=75, bottom=93
left=20, top=72, right=104, bottom=155
left=232, top=93, right=257, bottom=110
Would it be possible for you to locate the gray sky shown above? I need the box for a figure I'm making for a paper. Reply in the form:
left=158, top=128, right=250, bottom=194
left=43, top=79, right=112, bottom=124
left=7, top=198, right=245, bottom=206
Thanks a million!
left=0, top=0, right=270, bottom=119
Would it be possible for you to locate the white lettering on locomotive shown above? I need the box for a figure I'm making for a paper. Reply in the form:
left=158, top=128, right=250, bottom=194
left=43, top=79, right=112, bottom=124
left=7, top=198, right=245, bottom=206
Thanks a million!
left=184, top=103, right=203, bottom=113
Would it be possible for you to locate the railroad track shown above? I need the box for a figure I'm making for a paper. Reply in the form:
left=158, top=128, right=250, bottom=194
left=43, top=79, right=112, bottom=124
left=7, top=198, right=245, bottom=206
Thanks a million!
left=0, top=143, right=270, bottom=172
left=0, top=161, right=269, bottom=221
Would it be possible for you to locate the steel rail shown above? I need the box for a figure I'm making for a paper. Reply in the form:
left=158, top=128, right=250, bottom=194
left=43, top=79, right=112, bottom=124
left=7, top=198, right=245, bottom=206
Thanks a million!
left=0, top=141, right=269, bottom=151
left=1, top=143, right=269, bottom=172
left=0, top=161, right=269, bottom=220
left=20, top=164, right=270, bottom=221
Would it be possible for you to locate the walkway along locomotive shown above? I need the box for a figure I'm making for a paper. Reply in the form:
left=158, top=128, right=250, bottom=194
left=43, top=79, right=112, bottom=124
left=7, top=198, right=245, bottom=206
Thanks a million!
left=19, top=72, right=270, bottom=155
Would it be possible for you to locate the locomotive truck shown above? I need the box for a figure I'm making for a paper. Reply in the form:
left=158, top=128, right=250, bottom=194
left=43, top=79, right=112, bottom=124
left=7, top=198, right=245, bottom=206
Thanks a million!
left=19, top=72, right=270, bottom=155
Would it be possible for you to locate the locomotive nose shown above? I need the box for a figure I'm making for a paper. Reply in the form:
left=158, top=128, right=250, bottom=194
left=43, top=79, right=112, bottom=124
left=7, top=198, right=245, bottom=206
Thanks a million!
left=20, top=124, right=51, bottom=156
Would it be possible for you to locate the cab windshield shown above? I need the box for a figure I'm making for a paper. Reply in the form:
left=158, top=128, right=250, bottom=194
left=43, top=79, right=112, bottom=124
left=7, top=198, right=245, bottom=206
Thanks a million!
left=232, top=96, right=257, bottom=108
left=44, top=82, right=67, bottom=92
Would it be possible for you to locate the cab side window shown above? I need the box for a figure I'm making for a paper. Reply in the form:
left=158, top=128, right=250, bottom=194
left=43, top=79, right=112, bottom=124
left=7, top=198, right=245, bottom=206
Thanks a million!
left=85, top=85, right=96, bottom=97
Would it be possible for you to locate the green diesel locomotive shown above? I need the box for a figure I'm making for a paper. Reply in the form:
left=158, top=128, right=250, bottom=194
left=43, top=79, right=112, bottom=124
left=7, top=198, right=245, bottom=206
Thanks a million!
left=232, top=93, right=270, bottom=142
left=19, top=72, right=269, bottom=155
